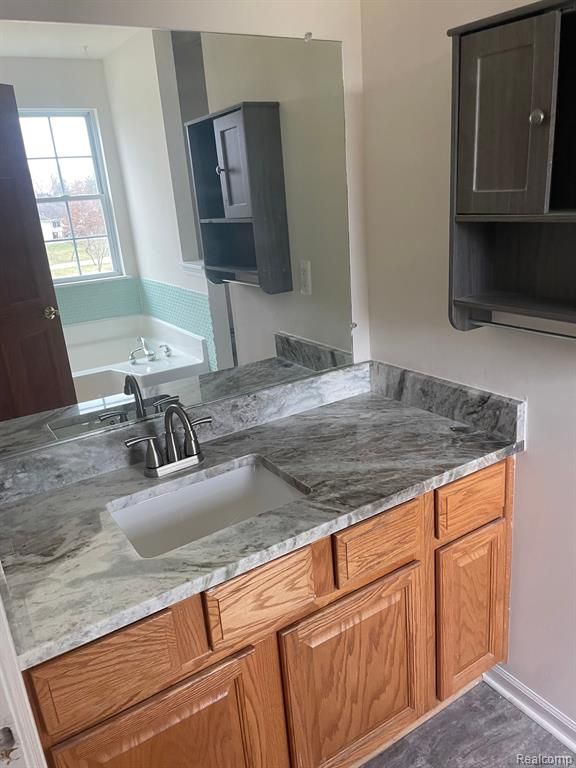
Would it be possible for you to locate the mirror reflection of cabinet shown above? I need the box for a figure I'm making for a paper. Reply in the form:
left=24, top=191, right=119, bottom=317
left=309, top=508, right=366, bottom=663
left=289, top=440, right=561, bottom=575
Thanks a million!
left=213, top=111, right=252, bottom=219
left=186, top=102, right=292, bottom=294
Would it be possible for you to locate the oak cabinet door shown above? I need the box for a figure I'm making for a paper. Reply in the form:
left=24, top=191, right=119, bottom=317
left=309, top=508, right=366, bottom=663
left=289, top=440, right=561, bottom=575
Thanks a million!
left=436, top=519, right=507, bottom=699
left=213, top=110, right=252, bottom=219
left=280, top=563, right=427, bottom=768
left=457, top=12, right=559, bottom=214
left=51, top=643, right=289, bottom=768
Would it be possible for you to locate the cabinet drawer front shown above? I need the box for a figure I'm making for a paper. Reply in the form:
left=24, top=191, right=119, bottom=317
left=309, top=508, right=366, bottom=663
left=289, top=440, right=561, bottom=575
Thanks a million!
left=204, top=546, right=320, bottom=648
left=436, top=519, right=508, bottom=699
left=435, top=462, right=506, bottom=543
left=28, top=595, right=209, bottom=738
left=333, top=498, right=423, bottom=588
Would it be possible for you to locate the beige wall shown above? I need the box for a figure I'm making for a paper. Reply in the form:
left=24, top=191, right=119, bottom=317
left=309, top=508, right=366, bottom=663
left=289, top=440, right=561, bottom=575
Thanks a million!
left=104, top=30, right=207, bottom=293
left=201, top=32, right=352, bottom=362
left=362, top=0, right=576, bottom=721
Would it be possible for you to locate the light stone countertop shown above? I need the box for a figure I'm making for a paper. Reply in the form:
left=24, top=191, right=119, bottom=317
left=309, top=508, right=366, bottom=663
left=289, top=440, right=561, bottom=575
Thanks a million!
left=0, top=391, right=521, bottom=670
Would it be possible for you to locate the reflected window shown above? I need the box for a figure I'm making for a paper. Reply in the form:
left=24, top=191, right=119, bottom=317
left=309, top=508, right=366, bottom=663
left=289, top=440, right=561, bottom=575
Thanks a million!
left=19, top=110, right=122, bottom=282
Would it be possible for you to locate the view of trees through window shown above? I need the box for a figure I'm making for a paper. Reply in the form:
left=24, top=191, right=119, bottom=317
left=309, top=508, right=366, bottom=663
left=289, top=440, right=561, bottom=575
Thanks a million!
left=19, top=112, right=120, bottom=281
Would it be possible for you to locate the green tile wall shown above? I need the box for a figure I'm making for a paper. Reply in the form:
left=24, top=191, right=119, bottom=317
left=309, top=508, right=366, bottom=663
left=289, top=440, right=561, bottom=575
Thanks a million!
left=55, top=277, right=141, bottom=325
left=55, top=276, right=216, bottom=370
left=139, top=279, right=217, bottom=370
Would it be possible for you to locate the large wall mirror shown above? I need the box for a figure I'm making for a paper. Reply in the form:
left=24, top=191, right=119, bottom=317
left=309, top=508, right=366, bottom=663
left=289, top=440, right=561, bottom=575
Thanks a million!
left=0, top=21, right=353, bottom=452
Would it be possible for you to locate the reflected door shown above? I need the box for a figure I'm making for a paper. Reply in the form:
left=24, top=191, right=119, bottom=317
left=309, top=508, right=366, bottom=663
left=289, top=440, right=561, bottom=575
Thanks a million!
left=0, top=84, right=76, bottom=421
left=213, top=110, right=252, bottom=219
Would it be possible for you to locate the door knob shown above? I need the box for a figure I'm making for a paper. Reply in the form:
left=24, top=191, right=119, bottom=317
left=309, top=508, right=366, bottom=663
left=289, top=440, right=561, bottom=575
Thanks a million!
left=529, top=108, right=546, bottom=126
left=43, top=306, right=60, bottom=320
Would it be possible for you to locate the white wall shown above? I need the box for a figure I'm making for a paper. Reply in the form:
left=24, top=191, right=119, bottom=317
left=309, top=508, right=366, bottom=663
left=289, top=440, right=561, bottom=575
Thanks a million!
left=0, top=55, right=137, bottom=276
left=362, top=0, right=576, bottom=721
left=201, top=33, right=352, bottom=363
left=104, top=30, right=207, bottom=294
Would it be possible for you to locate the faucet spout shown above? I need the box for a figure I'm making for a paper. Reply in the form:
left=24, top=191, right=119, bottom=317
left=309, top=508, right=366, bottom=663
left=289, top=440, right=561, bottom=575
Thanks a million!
left=124, top=375, right=146, bottom=419
left=163, top=405, right=212, bottom=463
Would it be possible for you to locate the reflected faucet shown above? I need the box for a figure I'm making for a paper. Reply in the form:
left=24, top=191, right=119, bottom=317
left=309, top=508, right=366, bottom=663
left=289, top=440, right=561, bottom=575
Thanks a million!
left=124, top=375, right=146, bottom=419
left=129, top=336, right=156, bottom=365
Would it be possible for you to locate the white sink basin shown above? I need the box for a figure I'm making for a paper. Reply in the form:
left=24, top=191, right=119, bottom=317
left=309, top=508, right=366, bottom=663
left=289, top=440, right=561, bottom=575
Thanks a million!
left=110, top=462, right=306, bottom=558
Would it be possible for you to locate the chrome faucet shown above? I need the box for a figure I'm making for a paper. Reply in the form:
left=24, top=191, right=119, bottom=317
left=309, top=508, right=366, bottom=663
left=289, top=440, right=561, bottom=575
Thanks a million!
left=124, top=375, right=146, bottom=419
left=129, top=336, right=155, bottom=364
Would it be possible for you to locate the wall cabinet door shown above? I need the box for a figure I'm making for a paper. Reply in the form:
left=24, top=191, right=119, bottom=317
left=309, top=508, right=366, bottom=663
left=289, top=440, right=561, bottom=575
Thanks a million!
left=457, top=12, right=559, bottom=214
left=213, top=110, right=252, bottom=219
left=280, top=562, right=427, bottom=768
left=436, top=519, right=507, bottom=699
left=50, top=644, right=289, bottom=768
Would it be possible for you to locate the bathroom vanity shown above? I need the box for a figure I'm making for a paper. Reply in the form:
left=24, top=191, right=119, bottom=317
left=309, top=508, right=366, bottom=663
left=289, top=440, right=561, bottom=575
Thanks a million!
left=0, top=362, right=524, bottom=768
left=24, top=460, right=513, bottom=768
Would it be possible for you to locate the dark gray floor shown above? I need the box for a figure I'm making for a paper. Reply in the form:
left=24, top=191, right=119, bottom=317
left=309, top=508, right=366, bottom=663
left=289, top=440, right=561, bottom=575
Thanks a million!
left=363, top=682, right=575, bottom=768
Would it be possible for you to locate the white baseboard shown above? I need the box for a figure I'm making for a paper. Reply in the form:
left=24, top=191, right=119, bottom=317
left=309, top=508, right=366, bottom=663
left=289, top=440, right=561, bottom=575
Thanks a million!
left=484, top=666, right=576, bottom=754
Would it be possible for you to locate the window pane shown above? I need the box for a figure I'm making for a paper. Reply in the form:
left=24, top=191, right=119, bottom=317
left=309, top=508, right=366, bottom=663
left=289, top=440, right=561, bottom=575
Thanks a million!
left=78, top=238, right=113, bottom=275
left=50, top=116, right=92, bottom=157
left=69, top=199, right=106, bottom=237
left=60, top=157, right=98, bottom=195
left=28, top=159, right=62, bottom=197
left=37, top=202, right=72, bottom=241
left=45, top=241, right=79, bottom=279
left=20, top=117, right=54, bottom=158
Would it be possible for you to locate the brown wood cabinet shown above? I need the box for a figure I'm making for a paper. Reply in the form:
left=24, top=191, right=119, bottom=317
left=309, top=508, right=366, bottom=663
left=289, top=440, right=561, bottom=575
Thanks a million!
left=26, top=459, right=515, bottom=768
left=436, top=519, right=508, bottom=700
left=280, top=563, right=426, bottom=768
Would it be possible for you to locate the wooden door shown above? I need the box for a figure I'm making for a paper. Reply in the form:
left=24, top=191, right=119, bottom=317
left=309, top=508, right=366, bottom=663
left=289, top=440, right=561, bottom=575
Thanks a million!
left=0, top=84, right=76, bottom=421
left=50, top=644, right=290, bottom=768
left=457, top=12, right=559, bottom=214
left=280, top=563, right=427, bottom=768
left=436, top=519, right=507, bottom=699
left=213, top=110, right=252, bottom=219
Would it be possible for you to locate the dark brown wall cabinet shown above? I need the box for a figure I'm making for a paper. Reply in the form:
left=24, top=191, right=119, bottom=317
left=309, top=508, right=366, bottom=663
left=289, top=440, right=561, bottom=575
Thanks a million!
left=449, top=1, right=576, bottom=335
left=186, top=102, right=292, bottom=294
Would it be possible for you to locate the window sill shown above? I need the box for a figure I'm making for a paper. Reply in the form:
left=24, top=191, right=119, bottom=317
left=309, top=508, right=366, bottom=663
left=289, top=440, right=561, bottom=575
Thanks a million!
left=55, top=275, right=132, bottom=288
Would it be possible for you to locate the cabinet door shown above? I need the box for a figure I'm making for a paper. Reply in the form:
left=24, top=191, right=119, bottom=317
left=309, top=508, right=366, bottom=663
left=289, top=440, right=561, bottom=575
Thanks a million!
left=51, top=643, right=289, bottom=768
left=457, top=12, right=559, bottom=214
left=436, top=519, right=507, bottom=699
left=280, top=563, right=427, bottom=768
left=213, top=110, right=252, bottom=218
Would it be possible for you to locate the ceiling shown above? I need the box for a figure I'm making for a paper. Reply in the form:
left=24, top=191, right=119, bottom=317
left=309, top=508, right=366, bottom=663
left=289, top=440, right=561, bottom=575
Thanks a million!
left=0, top=21, right=143, bottom=60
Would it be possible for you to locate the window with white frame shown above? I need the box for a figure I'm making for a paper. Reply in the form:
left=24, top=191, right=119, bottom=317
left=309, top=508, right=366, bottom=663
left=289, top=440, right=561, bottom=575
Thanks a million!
left=19, top=110, right=122, bottom=282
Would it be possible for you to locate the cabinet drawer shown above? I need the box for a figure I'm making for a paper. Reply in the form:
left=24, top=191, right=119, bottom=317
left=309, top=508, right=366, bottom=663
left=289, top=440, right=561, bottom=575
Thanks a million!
left=435, top=462, right=506, bottom=543
left=28, top=595, right=209, bottom=739
left=333, top=497, right=424, bottom=588
left=204, top=546, right=324, bottom=648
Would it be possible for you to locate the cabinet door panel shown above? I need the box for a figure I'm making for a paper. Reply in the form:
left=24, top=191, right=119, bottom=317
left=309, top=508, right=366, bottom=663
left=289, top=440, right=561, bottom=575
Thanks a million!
left=280, top=563, right=427, bottom=768
left=213, top=111, right=252, bottom=218
left=436, top=519, right=507, bottom=699
left=457, top=12, right=559, bottom=214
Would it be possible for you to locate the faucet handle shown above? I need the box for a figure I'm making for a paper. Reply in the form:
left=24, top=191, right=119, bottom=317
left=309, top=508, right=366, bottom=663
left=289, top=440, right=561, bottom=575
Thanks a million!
left=98, top=411, right=128, bottom=424
left=184, top=416, right=213, bottom=459
left=190, top=416, right=213, bottom=429
left=153, top=396, right=180, bottom=413
left=124, top=436, right=164, bottom=469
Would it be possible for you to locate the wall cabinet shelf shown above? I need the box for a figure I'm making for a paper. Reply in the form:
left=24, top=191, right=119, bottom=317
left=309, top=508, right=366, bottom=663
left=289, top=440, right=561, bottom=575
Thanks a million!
left=186, top=102, right=292, bottom=294
left=449, top=2, right=576, bottom=336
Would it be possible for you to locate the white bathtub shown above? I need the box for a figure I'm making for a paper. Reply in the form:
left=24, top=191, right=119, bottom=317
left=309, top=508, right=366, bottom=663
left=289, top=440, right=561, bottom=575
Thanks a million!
left=64, top=315, right=209, bottom=402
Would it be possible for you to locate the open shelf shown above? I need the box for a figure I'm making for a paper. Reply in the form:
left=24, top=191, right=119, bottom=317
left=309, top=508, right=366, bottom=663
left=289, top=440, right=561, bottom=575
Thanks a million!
left=199, top=218, right=254, bottom=224
left=454, top=292, right=576, bottom=325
